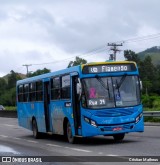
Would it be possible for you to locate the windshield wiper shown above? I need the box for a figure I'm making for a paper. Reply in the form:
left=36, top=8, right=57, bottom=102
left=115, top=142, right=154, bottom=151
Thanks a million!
left=95, top=75, right=110, bottom=98
left=116, top=74, right=127, bottom=90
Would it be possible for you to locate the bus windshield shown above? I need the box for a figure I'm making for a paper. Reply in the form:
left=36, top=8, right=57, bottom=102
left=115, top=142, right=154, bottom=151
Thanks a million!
left=82, top=76, right=141, bottom=109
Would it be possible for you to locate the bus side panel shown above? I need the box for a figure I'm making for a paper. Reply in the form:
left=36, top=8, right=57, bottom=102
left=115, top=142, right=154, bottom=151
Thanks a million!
left=50, top=100, right=74, bottom=135
left=34, top=102, right=46, bottom=133
left=17, top=102, right=32, bottom=130
left=17, top=102, right=47, bottom=133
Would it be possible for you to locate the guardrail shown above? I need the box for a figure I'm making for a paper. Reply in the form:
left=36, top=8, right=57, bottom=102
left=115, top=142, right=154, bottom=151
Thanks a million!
left=143, top=111, right=160, bottom=117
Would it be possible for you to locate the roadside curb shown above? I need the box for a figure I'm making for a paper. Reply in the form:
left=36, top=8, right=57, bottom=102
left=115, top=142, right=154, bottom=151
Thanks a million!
left=144, top=122, right=160, bottom=126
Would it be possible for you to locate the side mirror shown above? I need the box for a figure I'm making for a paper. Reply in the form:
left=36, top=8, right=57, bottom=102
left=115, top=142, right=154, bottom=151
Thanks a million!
left=140, top=80, right=143, bottom=90
left=76, top=78, right=82, bottom=96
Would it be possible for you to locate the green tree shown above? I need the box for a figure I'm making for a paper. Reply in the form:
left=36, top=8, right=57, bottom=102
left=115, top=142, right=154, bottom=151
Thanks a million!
left=7, top=70, right=21, bottom=89
left=0, top=70, right=22, bottom=106
left=1, top=87, right=16, bottom=106
left=28, top=68, right=51, bottom=77
left=124, top=50, right=141, bottom=64
left=0, top=78, right=7, bottom=104
left=0, top=78, right=7, bottom=91
left=67, top=56, right=87, bottom=68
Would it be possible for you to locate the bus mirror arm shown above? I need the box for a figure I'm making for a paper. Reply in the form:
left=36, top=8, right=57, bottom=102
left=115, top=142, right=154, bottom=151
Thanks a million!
left=76, top=78, right=82, bottom=99
left=140, top=80, right=143, bottom=90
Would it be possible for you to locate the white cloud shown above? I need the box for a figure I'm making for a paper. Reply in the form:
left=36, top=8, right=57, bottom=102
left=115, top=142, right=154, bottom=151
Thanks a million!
left=0, top=0, right=160, bottom=76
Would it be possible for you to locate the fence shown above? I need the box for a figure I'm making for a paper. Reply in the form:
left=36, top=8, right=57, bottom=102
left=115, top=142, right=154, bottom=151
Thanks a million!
left=143, top=111, right=160, bottom=117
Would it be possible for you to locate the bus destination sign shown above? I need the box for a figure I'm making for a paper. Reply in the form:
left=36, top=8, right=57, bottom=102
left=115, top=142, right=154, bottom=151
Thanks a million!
left=83, top=64, right=136, bottom=74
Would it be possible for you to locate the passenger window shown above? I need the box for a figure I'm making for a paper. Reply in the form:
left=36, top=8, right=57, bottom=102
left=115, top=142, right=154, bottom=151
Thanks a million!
left=51, top=77, right=60, bottom=100
left=36, top=81, right=43, bottom=101
left=24, top=84, right=29, bottom=102
left=61, top=75, right=71, bottom=99
left=29, top=82, right=36, bottom=101
left=18, top=85, right=24, bottom=102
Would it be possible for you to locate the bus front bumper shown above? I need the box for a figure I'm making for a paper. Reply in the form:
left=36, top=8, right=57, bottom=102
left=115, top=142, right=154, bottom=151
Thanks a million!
left=82, top=117, right=144, bottom=137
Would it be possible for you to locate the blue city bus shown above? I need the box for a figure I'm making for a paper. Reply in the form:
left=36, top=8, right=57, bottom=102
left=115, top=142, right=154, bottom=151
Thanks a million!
left=17, top=61, right=144, bottom=143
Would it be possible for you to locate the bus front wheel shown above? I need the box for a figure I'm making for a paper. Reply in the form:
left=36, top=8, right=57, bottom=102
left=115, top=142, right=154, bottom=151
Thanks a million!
left=113, top=133, right=125, bottom=141
left=32, top=119, right=40, bottom=139
left=66, top=121, right=76, bottom=144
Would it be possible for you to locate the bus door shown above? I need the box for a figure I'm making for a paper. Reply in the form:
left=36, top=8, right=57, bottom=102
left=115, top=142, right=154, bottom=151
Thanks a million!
left=43, top=80, right=50, bottom=132
left=71, top=74, right=81, bottom=135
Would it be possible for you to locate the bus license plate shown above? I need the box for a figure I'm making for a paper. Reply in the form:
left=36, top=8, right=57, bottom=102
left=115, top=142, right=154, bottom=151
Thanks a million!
left=113, top=127, right=122, bottom=131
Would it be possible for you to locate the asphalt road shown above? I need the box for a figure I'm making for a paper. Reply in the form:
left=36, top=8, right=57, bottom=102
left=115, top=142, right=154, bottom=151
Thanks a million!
left=0, top=117, right=160, bottom=165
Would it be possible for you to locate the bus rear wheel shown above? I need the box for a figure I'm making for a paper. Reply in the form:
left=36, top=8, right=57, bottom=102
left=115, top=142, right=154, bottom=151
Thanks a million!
left=113, top=133, right=125, bottom=141
left=32, top=119, right=40, bottom=139
left=66, top=121, right=76, bottom=144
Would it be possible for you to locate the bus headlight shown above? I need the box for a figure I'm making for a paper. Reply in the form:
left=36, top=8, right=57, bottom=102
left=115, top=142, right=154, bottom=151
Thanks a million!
left=84, top=116, right=97, bottom=127
left=91, top=120, right=97, bottom=127
left=84, top=117, right=90, bottom=123
left=135, top=113, right=143, bottom=123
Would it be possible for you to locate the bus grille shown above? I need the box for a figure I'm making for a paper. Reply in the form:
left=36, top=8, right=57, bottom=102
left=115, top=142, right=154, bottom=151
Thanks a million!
left=95, top=109, right=134, bottom=117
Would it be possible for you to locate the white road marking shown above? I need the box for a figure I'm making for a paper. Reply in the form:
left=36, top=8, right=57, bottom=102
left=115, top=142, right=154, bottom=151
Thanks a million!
left=3, top=124, right=15, bottom=127
left=12, top=137, right=21, bottom=140
left=64, top=147, right=92, bottom=153
left=46, top=144, right=62, bottom=147
left=26, top=140, right=38, bottom=143
left=106, top=154, right=119, bottom=156
left=22, top=139, right=39, bottom=144
left=0, top=135, right=8, bottom=138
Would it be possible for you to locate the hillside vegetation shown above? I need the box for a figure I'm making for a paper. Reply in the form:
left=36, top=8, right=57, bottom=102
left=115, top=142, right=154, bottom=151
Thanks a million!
left=138, top=46, right=160, bottom=65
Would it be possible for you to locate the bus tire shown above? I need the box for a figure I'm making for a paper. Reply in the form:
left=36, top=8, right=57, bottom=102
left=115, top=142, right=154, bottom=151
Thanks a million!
left=66, top=121, right=76, bottom=144
left=32, top=119, right=40, bottom=139
left=113, top=133, right=125, bottom=141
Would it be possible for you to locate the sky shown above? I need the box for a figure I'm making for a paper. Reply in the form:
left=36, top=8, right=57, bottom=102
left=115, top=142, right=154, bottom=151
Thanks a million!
left=0, top=0, right=160, bottom=77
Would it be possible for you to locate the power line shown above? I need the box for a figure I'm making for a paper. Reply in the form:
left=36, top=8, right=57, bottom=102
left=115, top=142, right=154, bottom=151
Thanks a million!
left=31, top=47, right=109, bottom=66
left=119, top=33, right=160, bottom=44
left=28, top=32, right=160, bottom=66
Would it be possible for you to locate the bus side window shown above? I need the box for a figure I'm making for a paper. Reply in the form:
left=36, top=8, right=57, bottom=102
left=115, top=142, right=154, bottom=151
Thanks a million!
left=51, top=77, right=60, bottom=100
left=61, top=75, right=71, bottom=99
left=18, top=85, right=24, bottom=102
left=29, top=82, right=36, bottom=102
left=24, top=84, right=29, bottom=102
left=36, top=81, right=43, bottom=101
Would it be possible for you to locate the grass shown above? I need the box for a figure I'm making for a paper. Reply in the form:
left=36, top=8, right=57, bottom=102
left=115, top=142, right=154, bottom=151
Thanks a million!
left=144, top=117, right=160, bottom=123
left=4, top=106, right=17, bottom=111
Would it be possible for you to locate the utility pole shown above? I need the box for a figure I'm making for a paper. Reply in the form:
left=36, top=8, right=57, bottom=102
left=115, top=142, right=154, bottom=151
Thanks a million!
left=108, top=43, right=123, bottom=61
left=23, top=64, right=32, bottom=77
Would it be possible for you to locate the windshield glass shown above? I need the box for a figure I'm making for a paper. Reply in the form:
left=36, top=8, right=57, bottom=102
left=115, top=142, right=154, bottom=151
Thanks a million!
left=82, top=76, right=140, bottom=109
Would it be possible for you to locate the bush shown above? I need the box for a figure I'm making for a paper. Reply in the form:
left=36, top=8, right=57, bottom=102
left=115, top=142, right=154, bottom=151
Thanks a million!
left=4, top=106, right=16, bottom=111
left=142, top=95, right=160, bottom=110
left=144, top=117, right=160, bottom=122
